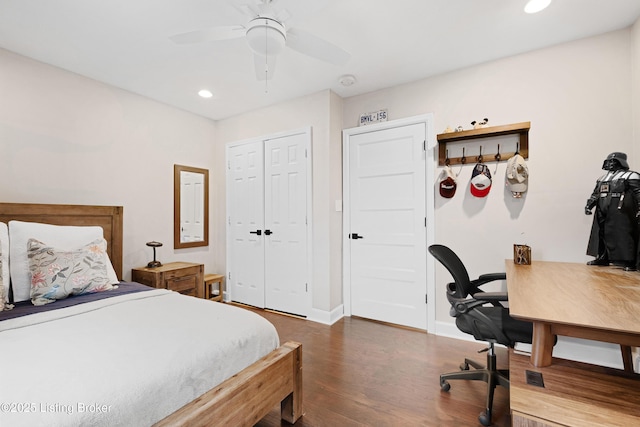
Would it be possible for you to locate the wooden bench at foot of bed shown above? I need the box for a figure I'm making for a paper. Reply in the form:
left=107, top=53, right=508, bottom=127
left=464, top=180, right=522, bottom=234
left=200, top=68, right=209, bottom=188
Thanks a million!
left=154, top=341, right=303, bottom=427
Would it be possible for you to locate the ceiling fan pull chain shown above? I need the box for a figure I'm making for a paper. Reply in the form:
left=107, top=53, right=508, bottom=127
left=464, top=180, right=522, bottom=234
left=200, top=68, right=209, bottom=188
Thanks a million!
left=264, top=19, right=269, bottom=93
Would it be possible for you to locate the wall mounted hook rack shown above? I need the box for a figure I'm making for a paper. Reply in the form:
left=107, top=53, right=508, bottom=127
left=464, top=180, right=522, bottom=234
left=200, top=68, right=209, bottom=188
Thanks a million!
left=437, top=122, right=530, bottom=166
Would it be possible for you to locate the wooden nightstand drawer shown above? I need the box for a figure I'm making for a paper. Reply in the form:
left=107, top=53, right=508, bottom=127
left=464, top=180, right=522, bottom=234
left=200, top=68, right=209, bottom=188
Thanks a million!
left=166, top=275, right=198, bottom=295
left=164, top=265, right=200, bottom=280
left=132, top=262, right=204, bottom=298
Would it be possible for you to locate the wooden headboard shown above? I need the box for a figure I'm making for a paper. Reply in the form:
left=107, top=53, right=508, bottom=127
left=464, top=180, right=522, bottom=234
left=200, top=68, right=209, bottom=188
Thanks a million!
left=0, top=203, right=124, bottom=279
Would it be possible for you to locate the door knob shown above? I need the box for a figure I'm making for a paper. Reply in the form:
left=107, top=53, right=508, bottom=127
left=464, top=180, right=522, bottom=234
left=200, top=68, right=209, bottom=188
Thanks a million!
left=264, top=229, right=273, bottom=236
left=350, top=233, right=363, bottom=239
left=249, top=230, right=262, bottom=235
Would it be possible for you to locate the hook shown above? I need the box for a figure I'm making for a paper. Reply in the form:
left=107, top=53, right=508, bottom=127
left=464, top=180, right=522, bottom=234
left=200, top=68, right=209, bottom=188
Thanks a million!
left=461, top=147, right=467, bottom=164
left=445, top=149, right=450, bottom=166
left=515, top=142, right=520, bottom=155
left=477, top=146, right=483, bottom=163
left=495, top=144, right=501, bottom=162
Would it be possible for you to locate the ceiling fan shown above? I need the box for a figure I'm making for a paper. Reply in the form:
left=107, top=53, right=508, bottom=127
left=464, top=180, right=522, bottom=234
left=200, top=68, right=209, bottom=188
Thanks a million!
left=169, top=0, right=350, bottom=81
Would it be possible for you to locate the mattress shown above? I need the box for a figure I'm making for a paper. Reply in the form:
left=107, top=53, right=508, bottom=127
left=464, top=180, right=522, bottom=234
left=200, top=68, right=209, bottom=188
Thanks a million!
left=0, top=285, right=280, bottom=426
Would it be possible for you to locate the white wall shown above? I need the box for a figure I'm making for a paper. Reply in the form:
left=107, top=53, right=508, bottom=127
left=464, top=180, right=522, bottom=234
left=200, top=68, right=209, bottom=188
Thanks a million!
left=633, top=17, right=640, bottom=166
left=2, top=20, right=638, bottom=343
left=0, top=48, right=217, bottom=280
left=215, top=90, right=344, bottom=322
left=343, top=29, right=634, bottom=327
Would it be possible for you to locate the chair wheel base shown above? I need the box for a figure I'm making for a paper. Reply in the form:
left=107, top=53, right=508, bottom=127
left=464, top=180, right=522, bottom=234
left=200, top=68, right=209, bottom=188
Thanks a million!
left=440, top=380, right=451, bottom=392
left=460, top=362, right=469, bottom=370
left=479, top=410, right=492, bottom=426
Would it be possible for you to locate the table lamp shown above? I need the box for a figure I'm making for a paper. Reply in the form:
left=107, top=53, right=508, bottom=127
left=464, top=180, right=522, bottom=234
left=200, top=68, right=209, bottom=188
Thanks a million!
left=146, top=241, right=163, bottom=268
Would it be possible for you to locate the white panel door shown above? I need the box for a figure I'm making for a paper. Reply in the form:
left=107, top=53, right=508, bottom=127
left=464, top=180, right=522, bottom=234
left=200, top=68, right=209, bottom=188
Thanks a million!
left=227, top=140, right=265, bottom=308
left=348, top=123, right=427, bottom=329
left=264, top=133, right=308, bottom=315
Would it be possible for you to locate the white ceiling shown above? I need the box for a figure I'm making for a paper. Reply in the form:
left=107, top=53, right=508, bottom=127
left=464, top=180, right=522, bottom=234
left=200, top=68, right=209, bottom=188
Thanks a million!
left=1, top=0, right=639, bottom=121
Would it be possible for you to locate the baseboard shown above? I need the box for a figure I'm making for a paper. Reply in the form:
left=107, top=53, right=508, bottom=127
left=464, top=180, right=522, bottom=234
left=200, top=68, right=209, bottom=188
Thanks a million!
left=435, top=321, right=477, bottom=342
left=306, top=304, right=344, bottom=325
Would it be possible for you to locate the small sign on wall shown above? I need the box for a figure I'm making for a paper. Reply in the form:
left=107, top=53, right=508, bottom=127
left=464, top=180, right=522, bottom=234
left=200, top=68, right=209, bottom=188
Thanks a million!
left=359, top=109, right=388, bottom=126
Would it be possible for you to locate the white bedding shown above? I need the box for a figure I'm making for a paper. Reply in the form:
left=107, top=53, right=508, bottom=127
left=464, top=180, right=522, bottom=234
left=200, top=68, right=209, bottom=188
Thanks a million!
left=0, top=289, right=280, bottom=426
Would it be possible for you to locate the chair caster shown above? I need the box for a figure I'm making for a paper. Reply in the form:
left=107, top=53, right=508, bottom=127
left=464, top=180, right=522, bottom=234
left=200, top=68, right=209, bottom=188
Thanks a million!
left=478, top=410, right=492, bottom=426
left=460, top=362, right=469, bottom=370
left=440, top=379, right=451, bottom=392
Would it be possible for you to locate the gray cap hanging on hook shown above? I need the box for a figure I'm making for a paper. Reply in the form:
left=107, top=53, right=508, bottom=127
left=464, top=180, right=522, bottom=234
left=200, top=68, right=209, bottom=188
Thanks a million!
left=506, top=154, right=529, bottom=198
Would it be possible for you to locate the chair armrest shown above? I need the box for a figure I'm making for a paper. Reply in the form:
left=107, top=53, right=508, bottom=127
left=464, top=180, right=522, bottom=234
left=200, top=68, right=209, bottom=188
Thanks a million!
left=471, top=291, right=508, bottom=302
left=478, top=272, right=506, bottom=282
left=469, top=272, right=506, bottom=295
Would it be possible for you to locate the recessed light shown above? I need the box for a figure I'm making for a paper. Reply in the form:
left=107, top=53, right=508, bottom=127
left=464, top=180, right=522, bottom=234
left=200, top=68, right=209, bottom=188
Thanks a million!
left=198, top=89, right=214, bottom=98
left=524, top=0, right=551, bottom=14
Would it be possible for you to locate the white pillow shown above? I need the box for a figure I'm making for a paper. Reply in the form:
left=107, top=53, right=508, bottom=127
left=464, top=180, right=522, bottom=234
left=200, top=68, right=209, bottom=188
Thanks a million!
left=0, top=222, right=9, bottom=304
left=8, top=221, right=119, bottom=303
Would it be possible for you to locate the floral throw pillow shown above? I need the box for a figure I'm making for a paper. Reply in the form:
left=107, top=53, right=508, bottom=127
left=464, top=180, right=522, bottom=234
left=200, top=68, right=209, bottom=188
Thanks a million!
left=0, top=250, right=13, bottom=312
left=28, top=238, right=116, bottom=306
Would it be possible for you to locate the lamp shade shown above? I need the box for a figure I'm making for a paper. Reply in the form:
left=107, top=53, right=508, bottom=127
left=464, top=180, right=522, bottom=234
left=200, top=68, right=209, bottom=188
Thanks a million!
left=524, top=0, right=551, bottom=14
left=246, top=17, right=286, bottom=56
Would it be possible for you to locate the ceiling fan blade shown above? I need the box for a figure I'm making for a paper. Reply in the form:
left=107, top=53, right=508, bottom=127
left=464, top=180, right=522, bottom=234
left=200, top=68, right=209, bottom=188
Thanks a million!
left=169, top=26, right=245, bottom=44
left=286, top=28, right=350, bottom=66
left=232, top=1, right=261, bottom=19
left=254, top=53, right=277, bottom=80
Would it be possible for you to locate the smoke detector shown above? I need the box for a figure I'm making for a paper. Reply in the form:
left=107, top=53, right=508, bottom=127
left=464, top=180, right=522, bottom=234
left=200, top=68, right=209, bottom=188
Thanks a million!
left=339, top=74, right=357, bottom=87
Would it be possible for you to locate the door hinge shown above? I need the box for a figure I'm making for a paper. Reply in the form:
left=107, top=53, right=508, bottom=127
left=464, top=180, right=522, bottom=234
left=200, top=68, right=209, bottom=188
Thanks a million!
left=305, top=148, right=308, bottom=158
left=228, top=216, right=231, bottom=226
left=228, top=272, right=231, bottom=281
left=227, top=160, right=231, bottom=170
left=425, top=294, right=428, bottom=304
left=305, top=283, right=308, bottom=292
left=423, top=140, right=426, bottom=151
left=425, top=217, right=427, bottom=227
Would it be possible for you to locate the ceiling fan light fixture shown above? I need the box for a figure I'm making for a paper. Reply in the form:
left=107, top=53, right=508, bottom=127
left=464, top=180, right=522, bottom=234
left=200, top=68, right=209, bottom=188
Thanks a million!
left=524, top=0, right=552, bottom=14
left=198, top=89, right=214, bottom=98
left=246, top=18, right=286, bottom=56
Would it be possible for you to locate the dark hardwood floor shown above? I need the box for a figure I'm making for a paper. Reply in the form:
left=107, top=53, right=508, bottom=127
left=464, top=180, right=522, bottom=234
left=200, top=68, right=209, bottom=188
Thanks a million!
left=245, top=307, right=511, bottom=427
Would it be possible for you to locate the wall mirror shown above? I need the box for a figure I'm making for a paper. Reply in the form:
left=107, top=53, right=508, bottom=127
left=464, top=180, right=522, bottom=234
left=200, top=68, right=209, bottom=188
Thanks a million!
left=174, top=164, right=209, bottom=249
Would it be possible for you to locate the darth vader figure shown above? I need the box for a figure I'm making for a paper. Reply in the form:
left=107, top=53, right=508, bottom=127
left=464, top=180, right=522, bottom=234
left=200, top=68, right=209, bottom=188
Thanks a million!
left=585, top=152, right=640, bottom=270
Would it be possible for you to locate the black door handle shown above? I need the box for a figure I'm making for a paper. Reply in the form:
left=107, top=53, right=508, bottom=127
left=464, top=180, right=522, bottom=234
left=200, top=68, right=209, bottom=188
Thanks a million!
left=264, top=230, right=273, bottom=236
left=350, top=233, right=363, bottom=239
left=249, top=230, right=262, bottom=235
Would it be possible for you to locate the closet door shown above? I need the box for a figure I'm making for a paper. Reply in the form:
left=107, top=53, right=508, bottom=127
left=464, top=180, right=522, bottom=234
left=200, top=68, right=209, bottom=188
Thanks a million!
left=226, top=129, right=311, bottom=316
left=227, top=140, right=265, bottom=308
left=264, top=133, right=308, bottom=315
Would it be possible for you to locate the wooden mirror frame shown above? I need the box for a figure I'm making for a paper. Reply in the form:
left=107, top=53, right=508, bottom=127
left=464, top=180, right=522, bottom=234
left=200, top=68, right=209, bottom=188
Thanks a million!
left=174, top=164, right=209, bottom=249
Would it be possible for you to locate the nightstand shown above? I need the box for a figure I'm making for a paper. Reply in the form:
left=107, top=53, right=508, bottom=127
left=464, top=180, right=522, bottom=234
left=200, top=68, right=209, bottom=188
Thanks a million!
left=204, top=273, right=225, bottom=302
left=132, top=262, right=204, bottom=298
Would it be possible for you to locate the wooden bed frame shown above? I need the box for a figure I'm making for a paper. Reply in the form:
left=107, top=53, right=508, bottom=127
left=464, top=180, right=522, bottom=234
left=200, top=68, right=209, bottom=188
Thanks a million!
left=0, top=202, right=303, bottom=426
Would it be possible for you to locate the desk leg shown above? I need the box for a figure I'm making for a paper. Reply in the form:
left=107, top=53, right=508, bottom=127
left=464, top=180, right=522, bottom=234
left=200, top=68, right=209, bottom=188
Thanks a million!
left=530, top=322, right=554, bottom=367
left=621, top=345, right=634, bottom=373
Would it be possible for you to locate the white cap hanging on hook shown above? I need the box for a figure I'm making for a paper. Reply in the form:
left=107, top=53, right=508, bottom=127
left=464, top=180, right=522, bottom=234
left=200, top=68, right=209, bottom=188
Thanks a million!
left=439, top=165, right=458, bottom=198
left=506, top=154, right=529, bottom=198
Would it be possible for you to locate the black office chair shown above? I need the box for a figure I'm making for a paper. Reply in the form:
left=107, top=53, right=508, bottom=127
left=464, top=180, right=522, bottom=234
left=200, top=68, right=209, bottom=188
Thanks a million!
left=428, top=244, right=533, bottom=426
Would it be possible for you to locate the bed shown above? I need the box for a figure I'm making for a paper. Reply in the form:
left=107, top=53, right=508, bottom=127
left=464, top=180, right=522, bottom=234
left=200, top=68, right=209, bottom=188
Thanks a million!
left=0, top=203, right=302, bottom=427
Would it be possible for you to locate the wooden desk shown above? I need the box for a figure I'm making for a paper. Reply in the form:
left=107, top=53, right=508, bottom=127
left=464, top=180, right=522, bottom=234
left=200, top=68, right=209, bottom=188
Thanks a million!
left=506, top=260, right=640, bottom=368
